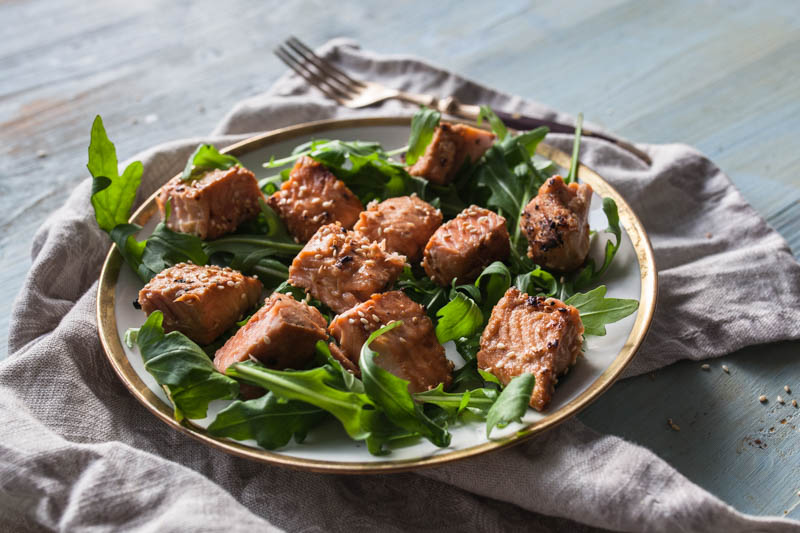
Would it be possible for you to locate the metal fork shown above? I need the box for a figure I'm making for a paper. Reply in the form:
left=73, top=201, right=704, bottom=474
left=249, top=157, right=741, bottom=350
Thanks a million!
left=274, top=37, right=651, bottom=165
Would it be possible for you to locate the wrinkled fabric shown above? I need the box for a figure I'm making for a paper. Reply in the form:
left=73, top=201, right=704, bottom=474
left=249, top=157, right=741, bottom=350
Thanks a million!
left=4, top=38, right=800, bottom=532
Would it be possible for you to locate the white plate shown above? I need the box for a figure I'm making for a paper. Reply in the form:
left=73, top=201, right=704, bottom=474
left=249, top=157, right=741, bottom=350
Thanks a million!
left=97, top=117, right=657, bottom=473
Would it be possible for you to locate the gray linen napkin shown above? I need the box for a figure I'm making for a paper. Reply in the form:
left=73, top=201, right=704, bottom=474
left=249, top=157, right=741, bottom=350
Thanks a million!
left=3, top=38, right=800, bottom=532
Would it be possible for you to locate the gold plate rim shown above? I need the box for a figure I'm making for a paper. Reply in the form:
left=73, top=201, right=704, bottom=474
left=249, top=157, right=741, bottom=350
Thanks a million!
left=96, top=116, right=658, bottom=474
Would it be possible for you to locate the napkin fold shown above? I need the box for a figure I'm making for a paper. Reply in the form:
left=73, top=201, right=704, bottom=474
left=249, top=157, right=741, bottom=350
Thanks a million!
left=3, top=38, right=800, bottom=532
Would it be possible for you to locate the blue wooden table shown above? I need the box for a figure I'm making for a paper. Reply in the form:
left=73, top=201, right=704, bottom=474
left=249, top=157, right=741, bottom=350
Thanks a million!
left=1, top=0, right=798, bottom=520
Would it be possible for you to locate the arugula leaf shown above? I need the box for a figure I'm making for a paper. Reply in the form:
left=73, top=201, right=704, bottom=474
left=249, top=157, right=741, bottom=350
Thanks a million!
left=182, top=144, right=240, bottom=181
left=565, top=113, right=584, bottom=185
left=435, top=292, right=483, bottom=344
left=314, top=340, right=364, bottom=394
left=566, top=285, right=639, bottom=336
left=88, top=115, right=143, bottom=232
left=477, top=106, right=508, bottom=140
left=134, top=311, right=239, bottom=421
left=514, top=267, right=558, bottom=297
left=413, top=384, right=498, bottom=417
left=109, top=223, right=154, bottom=281
left=359, top=322, right=451, bottom=448
left=573, top=198, right=622, bottom=290
left=485, top=373, right=535, bottom=438
left=405, top=107, right=441, bottom=165
left=226, top=360, right=379, bottom=441
left=474, top=126, right=548, bottom=261
left=141, top=222, right=209, bottom=275
left=395, top=266, right=449, bottom=318
left=207, top=392, right=326, bottom=450
left=475, top=261, right=511, bottom=312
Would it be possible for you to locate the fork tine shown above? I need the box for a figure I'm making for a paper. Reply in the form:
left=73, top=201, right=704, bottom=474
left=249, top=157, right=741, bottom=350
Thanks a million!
left=287, top=36, right=367, bottom=89
left=283, top=38, right=359, bottom=96
left=274, top=46, right=347, bottom=104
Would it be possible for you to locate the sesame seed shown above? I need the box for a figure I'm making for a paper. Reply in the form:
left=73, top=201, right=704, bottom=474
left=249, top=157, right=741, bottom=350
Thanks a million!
left=348, top=318, right=356, bottom=324
left=241, top=293, right=247, bottom=300
left=667, top=418, right=681, bottom=431
left=777, top=395, right=785, bottom=404
left=226, top=280, right=235, bottom=287
left=314, top=254, right=322, bottom=259
left=322, top=200, right=333, bottom=208
left=217, top=285, right=225, bottom=290
left=360, top=318, right=369, bottom=325
left=722, top=365, right=730, bottom=373
left=411, top=316, right=419, bottom=324
left=701, top=364, right=710, bottom=371
left=497, top=343, right=506, bottom=350
left=784, top=385, right=791, bottom=394
left=759, top=395, right=768, bottom=403
left=305, top=293, right=311, bottom=303
left=263, top=336, right=271, bottom=345
left=372, top=314, right=380, bottom=323
left=357, top=311, right=366, bottom=318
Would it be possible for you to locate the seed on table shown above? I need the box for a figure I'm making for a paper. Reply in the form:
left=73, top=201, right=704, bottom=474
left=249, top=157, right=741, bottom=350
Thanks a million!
left=759, top=395, right=768, bottom=403
left=701, top=364, right=710, bottom=371
left=793, top=400, right=798, bottom=408
left=722, top=365, right=730, bottom=373
left=667, top=418, right=681, bottom=431
left=777, top=395, right=785, bottom=404
left=785, top=385, right=791, bottom=394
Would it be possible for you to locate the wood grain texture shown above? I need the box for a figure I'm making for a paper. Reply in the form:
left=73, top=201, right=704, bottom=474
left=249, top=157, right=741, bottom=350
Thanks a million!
left=1, top=0, right=798, bottom=520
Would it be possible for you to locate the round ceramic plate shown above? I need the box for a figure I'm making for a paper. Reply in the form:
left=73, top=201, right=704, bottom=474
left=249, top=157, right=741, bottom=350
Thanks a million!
left=97, top=116, right=657, bottom=473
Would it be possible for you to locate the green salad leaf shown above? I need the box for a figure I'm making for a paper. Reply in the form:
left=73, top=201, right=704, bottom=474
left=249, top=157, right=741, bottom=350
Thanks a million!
left=134, top=312, right=239, bottom=421
left=565, top=112, right=584, bottom=184
left=413, top=383, right=498, bottom=418
left=435, top=292, right=483, bottom=345
left=475, top=261, right=511, bottom=312
left=485, top=373, right=536, bottom=438
left=514, top=267, right=559, bottom=298
left=226, top=360, right=380, bottom=441
left=88, top=115, right=143, bottom=232
left=182, top=144, right=241, bottom=181
left=566, top=285, right=639, bottom=336
left=208, top=392, right=326, bottom=450
left=477, top=105, right=508, bottom=140
left=405, top=107, right=441, bottom=165
left=142, top=221, right=208, bottom=275
left=359, top=322, right=451, bottom=448
left=573, top=198, right=622, bottom=290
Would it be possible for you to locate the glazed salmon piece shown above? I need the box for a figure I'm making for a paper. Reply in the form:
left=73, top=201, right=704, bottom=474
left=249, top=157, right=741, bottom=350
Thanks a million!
left=422, top=205, right=510, bottom=286
left=477, top=287, right=584, bottom=411
left=267, top=156, right=363, bottom=242
left=214, top=292, right=327, bottom=374
left=407, top=122, right=496, bottom=185
left=156, top=165, right=264, bottom=240
left=353, top=195, right=442, bottom=263
left=288, top=223, right=406, bottom=313
left=520, top=175, right=593, bottom=272
left=138, top=263, right=262, bottom=345
left=328, top=291, right=453, bottom=393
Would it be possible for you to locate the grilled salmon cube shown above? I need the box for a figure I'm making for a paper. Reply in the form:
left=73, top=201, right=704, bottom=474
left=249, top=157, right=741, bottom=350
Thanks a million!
left=407, top=122, right=496, bottom=185
left=520, top=175, right=593, bottom=272
left=267, top=156, right=363, bottom=242
left=477, top=287, right=584, bottom=411
left=138, top=263, right=262, bottom=345
left=156, top=165, right=264, bottom=240
left=328, top=291, right=453, bottom=393
left=422, top=205, right=510, bottom=286
left=353, top=195, right=442, bottom=263
left=214, top=292, right=327, bottom=374
left=288, top=224, right=406, bottom=314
